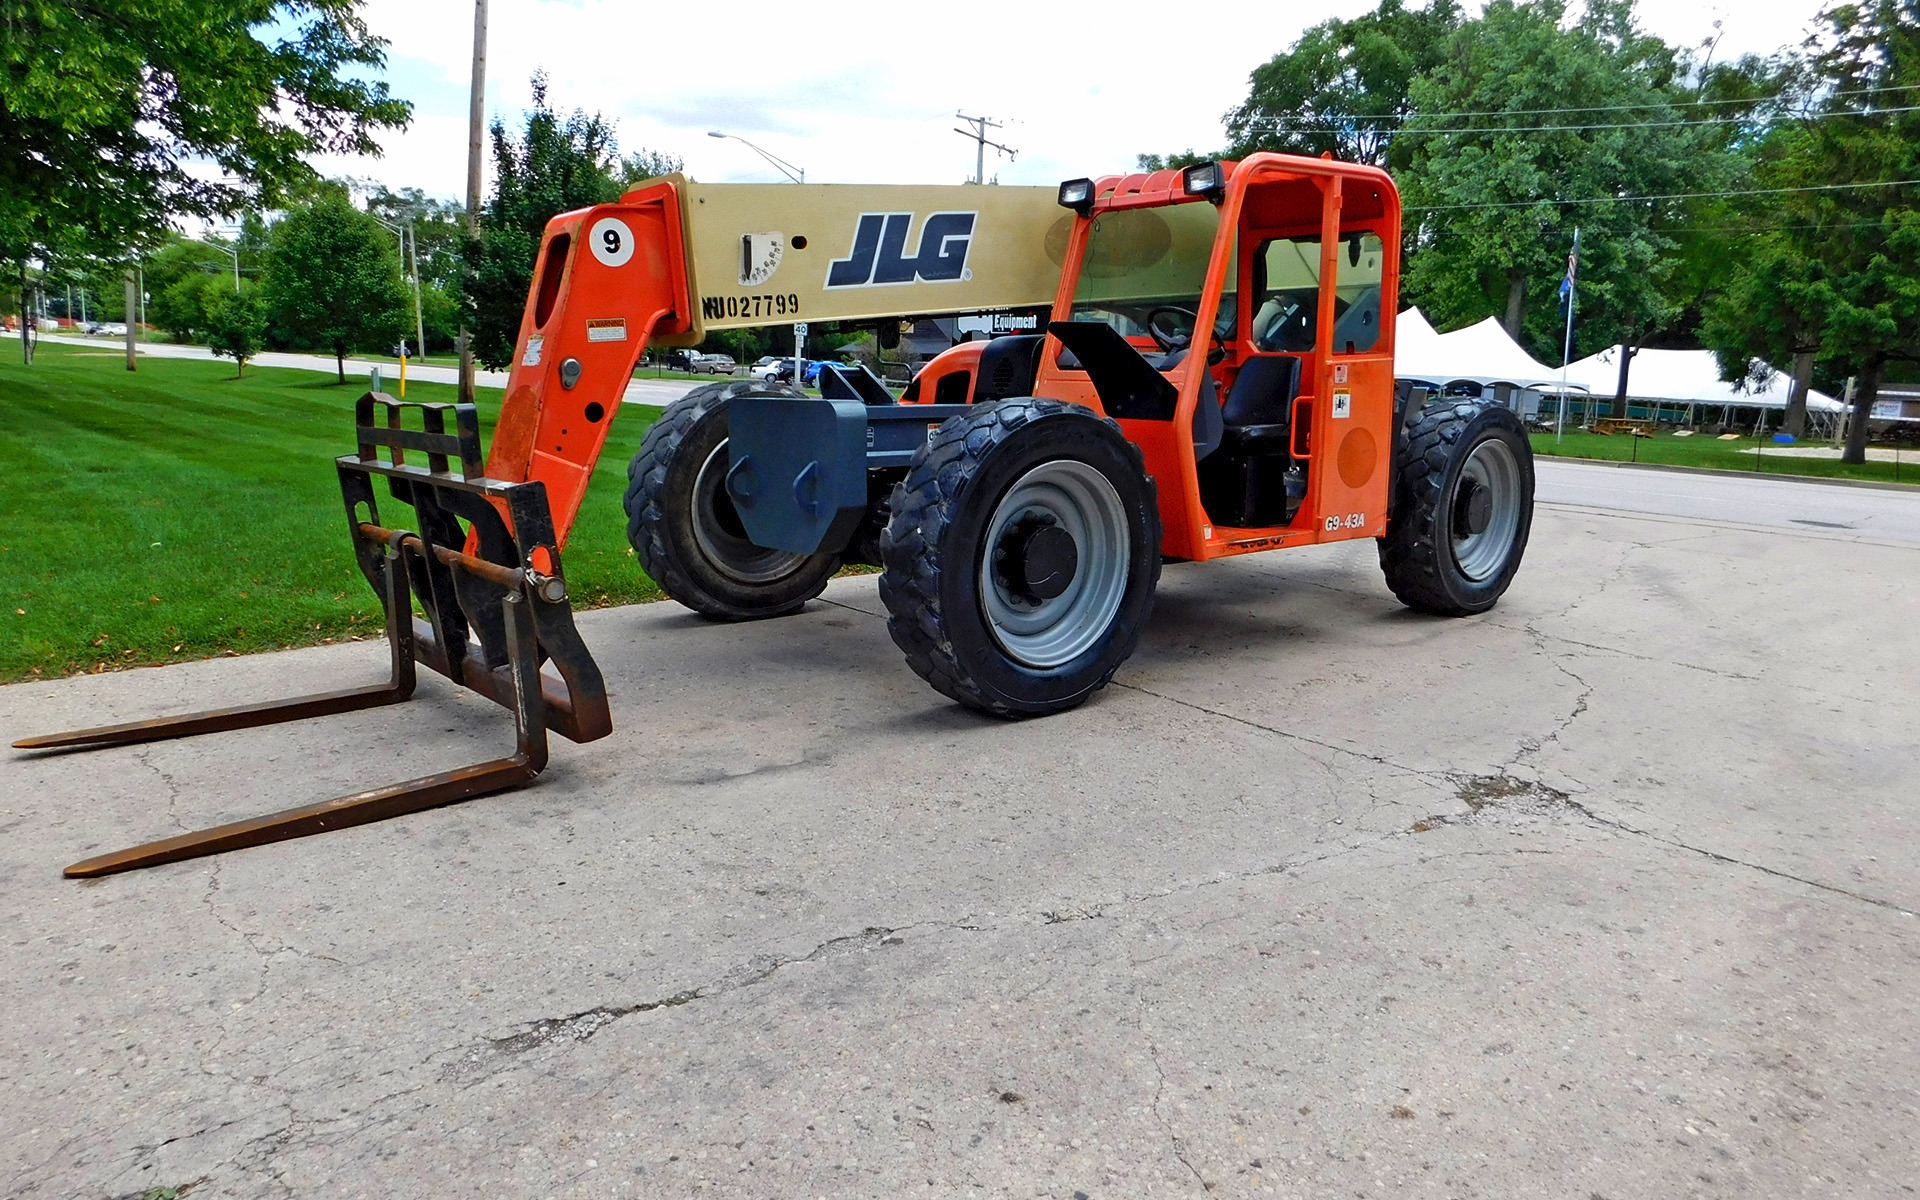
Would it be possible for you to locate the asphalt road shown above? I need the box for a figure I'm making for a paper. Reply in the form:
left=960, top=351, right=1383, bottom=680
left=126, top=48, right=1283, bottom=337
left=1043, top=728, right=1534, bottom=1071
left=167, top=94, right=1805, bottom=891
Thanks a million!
left=13, top=330, right=709, bottom=408
left=3, top=486, right=1916, bottom=1197
left=1537, top=457, right=1920, bottom=545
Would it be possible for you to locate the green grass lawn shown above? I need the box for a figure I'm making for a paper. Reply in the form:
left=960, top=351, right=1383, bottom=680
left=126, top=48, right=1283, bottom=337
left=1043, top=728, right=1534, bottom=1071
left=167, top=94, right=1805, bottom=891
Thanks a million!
left=1530, top=428, right=1918, bottom=485
left=0, top=342, right=664, bottom=682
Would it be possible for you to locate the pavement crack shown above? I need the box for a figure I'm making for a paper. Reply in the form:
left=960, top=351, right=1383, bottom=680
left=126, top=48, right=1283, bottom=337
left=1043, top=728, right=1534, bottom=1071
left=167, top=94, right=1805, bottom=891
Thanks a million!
left=1559, top=797, right=1914, bottom=915
left=1110, top=680, right=1442, bottom=783
left=1147, top=1040, right=1211, bottom=1195
left=462, top=924, right=914, bottom=1068
left=134, top=744, right=190, bottom=834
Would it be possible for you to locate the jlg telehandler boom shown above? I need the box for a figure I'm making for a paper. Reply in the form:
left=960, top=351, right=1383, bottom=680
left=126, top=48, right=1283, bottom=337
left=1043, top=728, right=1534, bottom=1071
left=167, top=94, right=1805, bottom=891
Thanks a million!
left=18, top=155, right=1534, bottom=878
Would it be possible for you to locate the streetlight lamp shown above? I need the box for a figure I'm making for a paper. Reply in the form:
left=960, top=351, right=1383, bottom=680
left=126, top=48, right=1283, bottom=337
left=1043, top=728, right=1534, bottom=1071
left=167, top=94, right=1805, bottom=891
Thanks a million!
left=708, top=131, right=807, bottom=385
left=707, top=130, right=804, bottom=183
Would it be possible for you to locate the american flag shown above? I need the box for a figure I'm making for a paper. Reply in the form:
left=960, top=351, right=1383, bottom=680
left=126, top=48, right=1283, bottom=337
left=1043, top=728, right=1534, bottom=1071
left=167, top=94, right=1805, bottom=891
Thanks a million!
left=1559, top=228, right=1581, bottom=309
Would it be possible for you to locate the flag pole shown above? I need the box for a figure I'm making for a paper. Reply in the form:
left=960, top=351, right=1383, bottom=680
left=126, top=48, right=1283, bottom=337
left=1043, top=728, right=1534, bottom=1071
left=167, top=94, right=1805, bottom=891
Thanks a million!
left=1556, top=227, right=1579, bottom=444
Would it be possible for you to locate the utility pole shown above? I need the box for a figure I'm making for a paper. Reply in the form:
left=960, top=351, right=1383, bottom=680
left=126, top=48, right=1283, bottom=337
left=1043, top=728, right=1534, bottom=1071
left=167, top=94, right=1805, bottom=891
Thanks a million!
left=124, top=265, right=137, bottom=372
left=458, top=0, right=488, bottom=404
left=407, top=223, right=426, bottom=362
left=953, top=113, right=1016, bottom=184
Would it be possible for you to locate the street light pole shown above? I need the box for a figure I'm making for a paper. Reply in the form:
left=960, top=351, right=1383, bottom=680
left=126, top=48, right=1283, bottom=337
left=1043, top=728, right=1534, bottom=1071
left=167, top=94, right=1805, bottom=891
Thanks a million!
left=708, top=131, right=806, bottom=385
left=373, top=214, right=428, bottom=360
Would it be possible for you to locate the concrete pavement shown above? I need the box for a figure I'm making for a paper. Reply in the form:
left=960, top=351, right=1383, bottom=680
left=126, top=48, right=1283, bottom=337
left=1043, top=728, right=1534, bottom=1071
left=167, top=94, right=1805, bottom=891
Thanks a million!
left=2, top=498, right=1915, bottom=1198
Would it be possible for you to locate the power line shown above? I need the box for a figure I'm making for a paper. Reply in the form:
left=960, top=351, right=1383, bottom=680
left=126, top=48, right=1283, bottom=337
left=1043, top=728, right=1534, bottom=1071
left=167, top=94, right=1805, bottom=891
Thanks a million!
left=1241, top=103, right=1920, bottom=137
left=1236, top=82, right=1920, bottom=129
left=1410, top=177, right=1920, bottom=212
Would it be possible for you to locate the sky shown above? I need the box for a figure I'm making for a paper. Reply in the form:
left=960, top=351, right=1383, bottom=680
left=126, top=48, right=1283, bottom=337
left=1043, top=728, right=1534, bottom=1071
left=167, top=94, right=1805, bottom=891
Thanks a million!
left=311, top=0, right=1840, bottom=204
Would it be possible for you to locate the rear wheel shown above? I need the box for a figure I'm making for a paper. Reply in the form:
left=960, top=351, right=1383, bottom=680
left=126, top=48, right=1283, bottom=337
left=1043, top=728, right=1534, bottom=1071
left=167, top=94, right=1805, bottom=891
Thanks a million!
left=879, top=398, right=1161, bottom=718
left=1378, top=399, right=1534, bottom=615
left=624, top=380, right=839, bottom=620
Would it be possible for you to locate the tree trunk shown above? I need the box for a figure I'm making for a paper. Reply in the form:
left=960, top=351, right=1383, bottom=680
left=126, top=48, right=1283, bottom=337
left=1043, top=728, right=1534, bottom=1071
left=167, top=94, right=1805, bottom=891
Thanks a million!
left=1611, top=342, right=1638, bottom=419
left=1782, top=349, right=1813, bottom=440
left=1842, top=359, right=1882, bottom=465
left=336, top=347, right=346, bottom=384
left=1503, top=268, right=1526, bottom=341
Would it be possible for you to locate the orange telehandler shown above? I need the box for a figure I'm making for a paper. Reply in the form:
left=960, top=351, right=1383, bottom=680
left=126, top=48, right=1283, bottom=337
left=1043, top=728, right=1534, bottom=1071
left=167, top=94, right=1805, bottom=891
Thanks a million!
left=18, top=154, right=1534, bottom=877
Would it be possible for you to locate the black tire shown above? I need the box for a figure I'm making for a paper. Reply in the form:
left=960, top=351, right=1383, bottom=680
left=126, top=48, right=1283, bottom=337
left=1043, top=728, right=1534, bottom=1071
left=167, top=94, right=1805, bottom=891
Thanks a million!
left=1378, top=398, right=1535, bottom=615
left=878, top=398, right=1162, bottom=718
left=624, top=380, right=839, bottom=620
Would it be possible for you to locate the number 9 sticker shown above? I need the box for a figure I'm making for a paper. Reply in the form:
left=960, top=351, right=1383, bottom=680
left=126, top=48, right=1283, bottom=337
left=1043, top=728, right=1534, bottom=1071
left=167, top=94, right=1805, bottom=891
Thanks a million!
left=589, top=217, right=634, bottom=268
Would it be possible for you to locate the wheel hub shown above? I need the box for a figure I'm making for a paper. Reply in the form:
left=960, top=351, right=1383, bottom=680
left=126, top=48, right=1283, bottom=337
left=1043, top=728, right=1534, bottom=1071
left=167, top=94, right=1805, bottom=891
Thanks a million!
left=993, top=514, right=1078, bottom=605
left=1455, top=479, right=1493, bottom=536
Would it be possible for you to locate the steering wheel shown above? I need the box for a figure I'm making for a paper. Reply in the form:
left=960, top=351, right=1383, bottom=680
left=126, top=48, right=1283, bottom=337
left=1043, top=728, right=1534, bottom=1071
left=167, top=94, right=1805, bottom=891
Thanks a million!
left=1145, top=306, right=1199, bottom=353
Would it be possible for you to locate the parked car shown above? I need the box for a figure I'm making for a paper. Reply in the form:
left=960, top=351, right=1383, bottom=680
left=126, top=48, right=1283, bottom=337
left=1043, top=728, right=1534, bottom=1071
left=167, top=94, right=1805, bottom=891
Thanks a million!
left=752, top=356, right=795, bottom=382
left=693, top=352, right=737, bottom=375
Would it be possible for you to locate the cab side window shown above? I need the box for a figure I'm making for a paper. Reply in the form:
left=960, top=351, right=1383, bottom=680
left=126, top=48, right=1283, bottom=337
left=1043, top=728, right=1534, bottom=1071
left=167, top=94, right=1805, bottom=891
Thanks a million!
left=1248, top=232, right=1385, bottom=354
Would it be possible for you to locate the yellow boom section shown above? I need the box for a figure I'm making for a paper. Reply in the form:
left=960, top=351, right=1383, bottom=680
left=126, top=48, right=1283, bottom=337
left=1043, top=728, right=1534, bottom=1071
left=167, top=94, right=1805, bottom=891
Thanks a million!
left=635, top=176, right=1072, bottom=344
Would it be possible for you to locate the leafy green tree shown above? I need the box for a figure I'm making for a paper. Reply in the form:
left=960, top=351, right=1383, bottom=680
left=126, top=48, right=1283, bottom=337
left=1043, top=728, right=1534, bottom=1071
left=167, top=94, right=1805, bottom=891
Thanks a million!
left=1222, top=0, right=1464, bottom=165
left=1781, top=0, right=1920, bottom=462
left=621, top=149, right=686, bottom=185
left=206, top=281, right=267, bottom=377
left=150, top=273, right=223, bottom=343
left=0, top=0, right=409, bottom=361
left=1396, top=0, right=1732, bottom=378
left=1701, top=231, right=1825, bottom=437
left=464, top=75, right=684, bottom=369
left=262, top=190, right=410, bottom=382
left=1135, top=150, right=1216, bottom=172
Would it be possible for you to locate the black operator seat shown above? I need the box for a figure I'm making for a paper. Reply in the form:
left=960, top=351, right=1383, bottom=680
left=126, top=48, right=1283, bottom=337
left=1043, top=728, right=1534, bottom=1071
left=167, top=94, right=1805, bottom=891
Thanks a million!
left=1219, top=354, right=1302, bottom=452
left=1156, top=346, right=1224, bottom=461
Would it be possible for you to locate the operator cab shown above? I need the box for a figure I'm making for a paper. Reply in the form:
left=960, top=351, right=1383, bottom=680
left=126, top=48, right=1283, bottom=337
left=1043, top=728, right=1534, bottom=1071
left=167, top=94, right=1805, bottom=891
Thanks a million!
left=1033, top=157, right=1399, bottom=557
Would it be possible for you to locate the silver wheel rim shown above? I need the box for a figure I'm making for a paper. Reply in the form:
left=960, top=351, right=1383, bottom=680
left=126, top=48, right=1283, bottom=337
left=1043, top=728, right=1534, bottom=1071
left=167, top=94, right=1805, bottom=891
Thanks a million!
left=978, top=460, right=1131, bottom=669
left=1451, top=437, right=1523, bottom=583
left=692, top=441, right=811, bottom=584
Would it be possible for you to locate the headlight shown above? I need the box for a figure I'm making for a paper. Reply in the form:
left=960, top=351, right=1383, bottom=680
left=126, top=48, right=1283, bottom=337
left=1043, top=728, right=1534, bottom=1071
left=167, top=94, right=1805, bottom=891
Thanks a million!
left=1182, top=160, right=1226, bottom=203
left=1057, top=178, right=1095, bottom=216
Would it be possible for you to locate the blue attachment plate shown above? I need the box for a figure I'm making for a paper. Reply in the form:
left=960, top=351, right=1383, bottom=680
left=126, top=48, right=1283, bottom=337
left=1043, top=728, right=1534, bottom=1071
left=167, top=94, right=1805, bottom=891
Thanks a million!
left=725, top=396, right=872, bottom=555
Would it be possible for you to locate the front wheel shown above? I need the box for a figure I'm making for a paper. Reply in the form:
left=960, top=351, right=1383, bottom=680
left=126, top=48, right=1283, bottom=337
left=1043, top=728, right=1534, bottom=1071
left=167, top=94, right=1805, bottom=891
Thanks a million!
left=879, top=398, right=1162, bottom=718
left=1378, top=399, right=1534, bottom=615
left=624, top=380, right=840, bottom=620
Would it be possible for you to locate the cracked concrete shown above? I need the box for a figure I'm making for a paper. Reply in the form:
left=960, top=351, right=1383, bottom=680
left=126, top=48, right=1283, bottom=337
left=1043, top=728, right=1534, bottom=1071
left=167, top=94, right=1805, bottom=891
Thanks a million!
left=1, top=500, right=1917, bottom=1198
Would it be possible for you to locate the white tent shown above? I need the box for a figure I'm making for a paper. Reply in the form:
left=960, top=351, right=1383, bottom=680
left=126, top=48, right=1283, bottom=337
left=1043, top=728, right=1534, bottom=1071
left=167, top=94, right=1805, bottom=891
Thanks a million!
left=1559, top=345, right=1842, bottom=413
left=1395, top=308, right=1569, bottom=390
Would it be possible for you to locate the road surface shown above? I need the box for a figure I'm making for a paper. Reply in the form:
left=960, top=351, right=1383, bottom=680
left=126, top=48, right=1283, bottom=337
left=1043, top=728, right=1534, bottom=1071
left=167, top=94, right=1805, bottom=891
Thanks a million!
left=1536, top=457, right=1920, bottom=545
left=4, top=494, right=1916, bottom=1198
left=12, top=329, right=709, bottom=407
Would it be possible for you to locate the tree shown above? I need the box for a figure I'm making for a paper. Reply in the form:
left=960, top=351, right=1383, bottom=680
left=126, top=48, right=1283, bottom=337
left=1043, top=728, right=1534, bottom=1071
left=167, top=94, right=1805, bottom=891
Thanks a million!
left=150, top=273, right=222, bottom=343
left=262, top=190, right=410, bottom=382
left=1222, top=0, right=1464, bottom=165
left=621, top=149, right=686, bottom=185
left=1701, top=231, right=1825, bottom=437
left=464, top=75, right=682, bottom=369
left=1395, top=0, right=1731, bottom=375
left=1782, top=0, right=1920, bottom=463
left=206, top=281, right=266, bottom=377
left=0, top=0, right=409, bottom=361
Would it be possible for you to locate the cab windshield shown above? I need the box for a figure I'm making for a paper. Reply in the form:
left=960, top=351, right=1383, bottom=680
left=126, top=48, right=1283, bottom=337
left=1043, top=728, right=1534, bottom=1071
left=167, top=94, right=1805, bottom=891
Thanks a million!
left=1067, top=201, right=1223, bottom=345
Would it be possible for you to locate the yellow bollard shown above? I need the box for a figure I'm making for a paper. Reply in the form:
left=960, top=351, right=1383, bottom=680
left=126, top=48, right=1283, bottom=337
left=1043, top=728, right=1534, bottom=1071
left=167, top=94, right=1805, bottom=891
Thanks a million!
left=398, top=350, right=407, bottom=398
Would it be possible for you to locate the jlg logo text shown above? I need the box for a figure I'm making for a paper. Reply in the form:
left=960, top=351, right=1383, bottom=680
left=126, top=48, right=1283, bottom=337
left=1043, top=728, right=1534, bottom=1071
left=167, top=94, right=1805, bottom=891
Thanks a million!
left=825, top=213, right=976, bottom=288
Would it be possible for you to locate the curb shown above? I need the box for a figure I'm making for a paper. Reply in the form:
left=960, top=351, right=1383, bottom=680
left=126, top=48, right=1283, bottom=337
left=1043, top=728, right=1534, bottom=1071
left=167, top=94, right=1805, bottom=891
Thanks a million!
left=1535, top=454, right=1920, bottom=494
